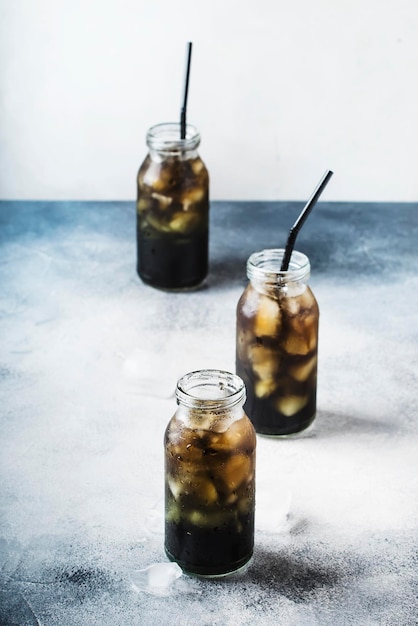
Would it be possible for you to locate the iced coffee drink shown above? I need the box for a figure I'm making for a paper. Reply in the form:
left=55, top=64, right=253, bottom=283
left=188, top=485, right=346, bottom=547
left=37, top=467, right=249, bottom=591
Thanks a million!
left=164, top=370, right=256, bottom=576
left=136, top=123, right=209, bottom=290
left=236, top=249, right=319, bottom=436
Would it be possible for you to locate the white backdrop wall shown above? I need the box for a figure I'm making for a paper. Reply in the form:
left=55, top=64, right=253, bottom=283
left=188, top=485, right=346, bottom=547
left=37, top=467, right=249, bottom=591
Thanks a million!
left=0, top=0, right=417, bottom=201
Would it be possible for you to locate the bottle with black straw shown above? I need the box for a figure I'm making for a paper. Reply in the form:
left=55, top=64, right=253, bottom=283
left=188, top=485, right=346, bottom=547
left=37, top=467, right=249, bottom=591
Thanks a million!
left=136, top=42, right=210, bottom=290
left=236, top=170, right=333, bottom=436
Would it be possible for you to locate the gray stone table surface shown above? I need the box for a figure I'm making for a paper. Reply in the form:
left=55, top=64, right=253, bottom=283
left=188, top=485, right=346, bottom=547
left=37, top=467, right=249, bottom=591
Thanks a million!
left=0, top=201, right=417, bottom=625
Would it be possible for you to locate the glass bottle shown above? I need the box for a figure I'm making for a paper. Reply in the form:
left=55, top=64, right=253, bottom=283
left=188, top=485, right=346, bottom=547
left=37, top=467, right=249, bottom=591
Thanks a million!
left=164, top=369, right=256, bottom=577
left=236, top=249, right=319, bottom=436
left=136, top=122, right=209, bottom=290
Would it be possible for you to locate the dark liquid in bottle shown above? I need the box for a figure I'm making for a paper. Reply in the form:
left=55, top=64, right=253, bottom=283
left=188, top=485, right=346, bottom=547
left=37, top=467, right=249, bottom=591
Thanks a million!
left=165, top=414, right=255, bottom=576
left=137, top=153, right=209, bottom=290
left=165, top=512, right=254, bottom=576
left=137, top=221, right=208, bottom=290
left=237, top=361, right=316, bottom=435
left=236, top=283, right=319, bottom=436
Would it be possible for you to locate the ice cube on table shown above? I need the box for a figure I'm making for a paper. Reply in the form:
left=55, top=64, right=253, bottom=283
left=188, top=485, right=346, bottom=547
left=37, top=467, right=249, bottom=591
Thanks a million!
left=122, top=350, right=178, bottom=398
left=131, top=562, right=182, bottom=596
left=256, top=487, right=292, bottom=533
left=143, top=500, right=165, bottom=537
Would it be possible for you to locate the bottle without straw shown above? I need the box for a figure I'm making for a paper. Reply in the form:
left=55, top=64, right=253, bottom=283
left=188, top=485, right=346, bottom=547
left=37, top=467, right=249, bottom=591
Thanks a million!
left=236, top=249, right=319, bottom=436
left=164, top=370, right=256, bottom=577
left=136, top=122, right=209, bottom=290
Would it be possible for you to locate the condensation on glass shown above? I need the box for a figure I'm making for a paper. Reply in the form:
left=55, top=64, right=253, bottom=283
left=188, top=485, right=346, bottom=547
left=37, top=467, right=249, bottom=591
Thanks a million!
left=164, top=369, right=256, bottom=577
left=236, top=249, right=319, bottom=436
left=136, top=122, right=209, bottom=290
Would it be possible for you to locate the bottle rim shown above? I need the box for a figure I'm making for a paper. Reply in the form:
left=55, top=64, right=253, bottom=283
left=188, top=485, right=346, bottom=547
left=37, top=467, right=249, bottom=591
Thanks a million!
left=176, top=369, right=246, bottom=410
left=146, top=122, right=200, bottom=152
left=247, top=248, right=310, bottom=284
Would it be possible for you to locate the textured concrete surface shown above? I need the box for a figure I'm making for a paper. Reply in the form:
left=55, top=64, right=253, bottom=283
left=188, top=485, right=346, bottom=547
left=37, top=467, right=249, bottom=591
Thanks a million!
left=1, top=201, right=417, bottom=625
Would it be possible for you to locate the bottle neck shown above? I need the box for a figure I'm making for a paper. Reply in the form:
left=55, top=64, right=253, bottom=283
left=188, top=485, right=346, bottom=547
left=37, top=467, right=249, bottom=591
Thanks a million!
left=247, top=249, right=311, bottom=296
left=176, top=370, right=246, bottom=413
left=146, top=122, right=201, bottom=159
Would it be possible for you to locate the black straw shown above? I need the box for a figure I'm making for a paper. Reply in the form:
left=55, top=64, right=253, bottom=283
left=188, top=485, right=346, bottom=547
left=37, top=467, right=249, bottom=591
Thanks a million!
left=180, top=42, right=193, bottom=140
left=280, top=169, right=334, bottom=272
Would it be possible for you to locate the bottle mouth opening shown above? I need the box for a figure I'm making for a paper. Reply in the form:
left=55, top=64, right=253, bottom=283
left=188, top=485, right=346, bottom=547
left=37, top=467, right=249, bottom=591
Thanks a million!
left=176, top=369, right=246, bottom=410
left=247, top=249, right=310, bottom=284
left=147, top=122, right=200, bottom=152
